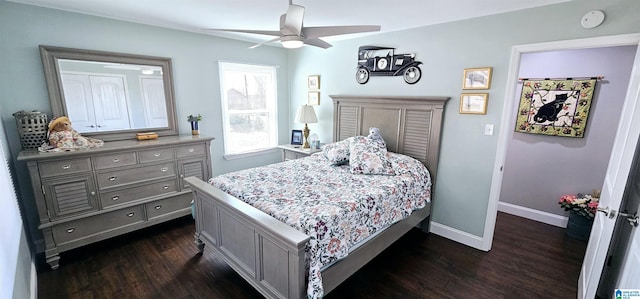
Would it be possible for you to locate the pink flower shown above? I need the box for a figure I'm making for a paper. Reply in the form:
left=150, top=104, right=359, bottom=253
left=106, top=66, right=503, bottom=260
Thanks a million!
left=327, top=238, right=341, bottom=254
left=560, top=194, right=577, bottom=203
left=588, top=201, right=599, bottom=210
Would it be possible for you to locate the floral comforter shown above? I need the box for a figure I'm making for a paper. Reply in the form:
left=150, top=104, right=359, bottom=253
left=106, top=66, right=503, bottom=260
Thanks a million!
left=208, top=152, right=431, bottom=298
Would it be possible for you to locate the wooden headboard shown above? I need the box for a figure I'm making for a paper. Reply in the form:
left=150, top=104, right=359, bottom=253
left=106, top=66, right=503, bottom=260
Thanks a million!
left=330, top=95, right=449, bottom=181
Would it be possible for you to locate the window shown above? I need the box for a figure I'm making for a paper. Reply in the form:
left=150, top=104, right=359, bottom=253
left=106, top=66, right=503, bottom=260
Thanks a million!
left=219, top=62, right=278, bottom=157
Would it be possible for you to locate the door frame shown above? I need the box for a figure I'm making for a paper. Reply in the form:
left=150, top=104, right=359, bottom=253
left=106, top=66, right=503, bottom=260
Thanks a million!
left=482, top=33, right=640, bottom=251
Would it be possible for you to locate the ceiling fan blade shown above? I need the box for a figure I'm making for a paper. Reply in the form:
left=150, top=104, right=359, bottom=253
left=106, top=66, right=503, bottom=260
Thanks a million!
left=248, top=37, right=282, bottom=49
left=205, top=28, right=282, bottom=37
left=283, top=4, right=304, bottom=36
left=303, top=38, right=332, bottom=49
left=303, top=25, right=381, bottom=39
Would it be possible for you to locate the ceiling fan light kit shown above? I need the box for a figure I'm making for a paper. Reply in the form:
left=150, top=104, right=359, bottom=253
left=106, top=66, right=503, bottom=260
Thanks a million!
left=206, top=1, right=380, bottom=49
left=281, top=36, right=304, bottom=48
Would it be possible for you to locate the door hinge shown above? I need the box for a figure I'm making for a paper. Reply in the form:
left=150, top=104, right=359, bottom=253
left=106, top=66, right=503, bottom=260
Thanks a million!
left=41, top=185, right=45, bottom=195
left=46, top=210, right=51, bottom=218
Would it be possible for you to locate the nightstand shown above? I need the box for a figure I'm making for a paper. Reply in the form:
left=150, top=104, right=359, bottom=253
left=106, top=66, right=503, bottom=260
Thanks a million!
left=278, top=144, right=322, bottom=161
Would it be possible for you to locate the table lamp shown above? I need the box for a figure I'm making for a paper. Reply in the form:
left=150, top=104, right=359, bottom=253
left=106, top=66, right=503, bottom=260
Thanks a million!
left=295, top=105, right=318, bottom=148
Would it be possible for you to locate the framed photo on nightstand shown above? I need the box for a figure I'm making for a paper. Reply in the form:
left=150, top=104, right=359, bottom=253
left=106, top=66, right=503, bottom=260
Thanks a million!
left=291, top=130, right=303, bottom=145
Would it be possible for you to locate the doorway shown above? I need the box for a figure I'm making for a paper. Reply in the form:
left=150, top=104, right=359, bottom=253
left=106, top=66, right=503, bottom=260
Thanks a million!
left=484, top=33, right=640, bottom=298
left=498, top=46, right=637, bottom=227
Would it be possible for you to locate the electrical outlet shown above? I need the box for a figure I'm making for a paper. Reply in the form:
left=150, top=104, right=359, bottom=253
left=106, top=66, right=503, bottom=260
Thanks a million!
left=484, top=124, right=494, bottom=136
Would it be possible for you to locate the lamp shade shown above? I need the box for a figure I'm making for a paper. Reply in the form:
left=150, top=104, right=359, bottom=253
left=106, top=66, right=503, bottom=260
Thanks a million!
left=295, top=105, right=317, bottom=124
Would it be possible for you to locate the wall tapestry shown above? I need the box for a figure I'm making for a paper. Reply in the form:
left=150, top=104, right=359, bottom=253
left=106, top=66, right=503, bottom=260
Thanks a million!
left=515, top=78, right=597, bottom=138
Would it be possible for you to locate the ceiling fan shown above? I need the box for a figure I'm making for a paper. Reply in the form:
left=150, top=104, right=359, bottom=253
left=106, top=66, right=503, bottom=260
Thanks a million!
left=205, top=0, right=381, bottom=49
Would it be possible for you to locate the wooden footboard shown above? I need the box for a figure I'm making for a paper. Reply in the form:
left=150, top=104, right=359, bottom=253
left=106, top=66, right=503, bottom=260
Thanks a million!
left=186, top=177, right=310, bottom=299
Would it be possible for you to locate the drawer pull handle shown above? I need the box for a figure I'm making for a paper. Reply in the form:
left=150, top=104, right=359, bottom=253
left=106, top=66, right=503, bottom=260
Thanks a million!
left=109, top=176, right=117, bottom=181
left=112, top=196, right=120, bottom=201
left=161, top=167, right=168, bottom=172
left=188, top=148, right=194, bottom=153
left=112, top=158, right=120, bottom=163
left=154, top=153, right=161, bottom=157
left=127, top=212, right=135, bottom=217
left=162, top=185, right=169, bottom=190
left=62, top=164, right=71, bottom=170
left=66, top=228, right=75, bottom=234
left=154, top=205, right=162, bottom=210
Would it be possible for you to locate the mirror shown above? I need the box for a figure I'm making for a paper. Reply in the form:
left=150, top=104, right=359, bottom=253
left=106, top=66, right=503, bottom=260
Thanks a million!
left=40, top=45, right=178, bottom=141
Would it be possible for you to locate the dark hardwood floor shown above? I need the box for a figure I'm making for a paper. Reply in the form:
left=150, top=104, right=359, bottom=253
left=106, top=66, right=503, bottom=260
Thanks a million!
left=37, top=212, right=587, bottom=298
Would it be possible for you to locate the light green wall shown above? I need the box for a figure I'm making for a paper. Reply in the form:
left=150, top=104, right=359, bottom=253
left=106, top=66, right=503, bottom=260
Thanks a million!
left=0, top=2, right=290, bottom=251
left=1, top=0, right=639, bottom=260
left=289, top=0, right=640, bottom=236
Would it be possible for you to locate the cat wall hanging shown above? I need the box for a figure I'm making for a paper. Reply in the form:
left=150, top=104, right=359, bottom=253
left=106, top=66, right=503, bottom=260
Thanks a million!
left=355, top=46, right=422, bottom=84
left=515, top=78, right=598, bottom=138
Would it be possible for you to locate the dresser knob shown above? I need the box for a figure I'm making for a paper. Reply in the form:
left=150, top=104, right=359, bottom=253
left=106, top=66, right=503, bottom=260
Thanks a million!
left=188, top=148, right=194, bottom=153
left=66, top=228, right=75, bottom=233
left=90, top=191, right=96, bottom=196
left=163, top=185, right=169, bottom=190
left=62, top=164, right=71, bottom=170
left=154, top=153, right=161, bottom=157
left=112, top=158, right=120, bottom=163
left=109, top=176, right=117, bottom=181
left=112, top=196, right=119, bottom=201
left=154, top=205, right=162, bottom=210
left=127, top=212, right=135, bottom=217
left=161, top=167, right=168, bottom=172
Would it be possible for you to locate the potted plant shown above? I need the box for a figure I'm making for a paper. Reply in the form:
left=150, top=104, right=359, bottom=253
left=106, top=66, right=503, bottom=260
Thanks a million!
left=558, top=189, right=600, bottom=240
left=187, top=114, right=202, bottom=135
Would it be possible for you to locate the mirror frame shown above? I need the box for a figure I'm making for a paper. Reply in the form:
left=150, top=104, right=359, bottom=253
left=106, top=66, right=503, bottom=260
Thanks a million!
left=39, top=45, right=179, bottom=141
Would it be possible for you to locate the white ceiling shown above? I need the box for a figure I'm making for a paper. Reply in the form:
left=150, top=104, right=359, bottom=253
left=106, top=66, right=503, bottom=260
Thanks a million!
left=8, top=0, right=572, bottom=47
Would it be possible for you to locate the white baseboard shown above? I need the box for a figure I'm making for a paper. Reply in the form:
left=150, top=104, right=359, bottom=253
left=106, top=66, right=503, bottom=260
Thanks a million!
left=430, top=221, right=485, bottom=251
left=498, top=201, right=568, bottom=228
left=30, top=261, right=37, bottom=299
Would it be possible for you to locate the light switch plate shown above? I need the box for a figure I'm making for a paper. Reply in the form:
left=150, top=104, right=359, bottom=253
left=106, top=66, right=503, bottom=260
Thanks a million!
left=485, top=124, right=494, bottom=136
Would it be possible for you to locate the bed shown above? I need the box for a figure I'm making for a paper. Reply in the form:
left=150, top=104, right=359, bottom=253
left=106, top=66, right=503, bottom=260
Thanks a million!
left=184, top=95, right=448, bottom=298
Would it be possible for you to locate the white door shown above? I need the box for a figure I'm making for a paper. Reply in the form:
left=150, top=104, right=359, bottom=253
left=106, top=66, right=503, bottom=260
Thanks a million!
left=579, top=42, right=640, bottom=298
left=140, top=77, right=168, bottom=128
left=61, top=74, right=96, bottom=132
left=89, top=76, right=131, bottom=132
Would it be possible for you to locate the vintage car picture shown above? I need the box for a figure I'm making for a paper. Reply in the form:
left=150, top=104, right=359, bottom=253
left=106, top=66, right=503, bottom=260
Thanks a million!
left=355, top=46, right=423, bottom=84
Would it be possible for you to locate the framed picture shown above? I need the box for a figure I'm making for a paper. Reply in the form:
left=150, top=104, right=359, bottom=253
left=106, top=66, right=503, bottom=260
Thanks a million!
left=459, top=93, right=488, bottom=114
left=463, top=67, right=492, bottom=89
left=291, top=130, right=303, bottom=145
left=308, top=91, right=320, bottom=105
left=307, top=75, right=320, bottom=90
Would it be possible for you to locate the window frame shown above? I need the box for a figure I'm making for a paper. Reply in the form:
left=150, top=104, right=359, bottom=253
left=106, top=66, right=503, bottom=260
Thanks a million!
left=218, top=61, right=279, bottom=159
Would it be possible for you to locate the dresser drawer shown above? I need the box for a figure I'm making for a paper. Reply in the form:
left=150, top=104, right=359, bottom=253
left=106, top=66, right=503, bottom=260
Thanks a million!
left=138, top=147, right=175, bottom=164
left=100, top=179, right=178, bottom=209
left=52, top=205, right=144, bottom=245
left=97, top=162, right=176, bottom=189
left=39, top=158, right=92, bottom=178
left=94, top=152, right=137, bottom=170
left=145, top=193, right=192, bottom=220
left=177, top=143, right=206, bottom=158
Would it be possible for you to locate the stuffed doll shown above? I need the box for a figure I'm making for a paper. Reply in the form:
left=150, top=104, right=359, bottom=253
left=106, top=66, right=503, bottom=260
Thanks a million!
left=367, top=127, right=386, bottom=147
left=47, top=116, right=103, bottom=151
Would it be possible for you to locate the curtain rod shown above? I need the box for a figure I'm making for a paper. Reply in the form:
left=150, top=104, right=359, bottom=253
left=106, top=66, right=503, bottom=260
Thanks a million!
left=518, top=76, right=604, bottom=81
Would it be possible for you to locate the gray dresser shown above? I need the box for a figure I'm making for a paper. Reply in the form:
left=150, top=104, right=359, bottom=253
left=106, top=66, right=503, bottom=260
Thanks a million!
left=18, top=135, right=213, bottom=269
